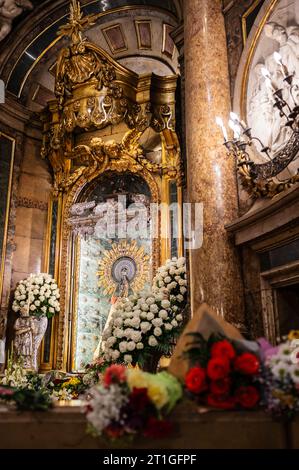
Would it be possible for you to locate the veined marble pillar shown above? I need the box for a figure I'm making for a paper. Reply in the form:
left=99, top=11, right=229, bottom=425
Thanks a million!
left=184, top=0, right=245, bottom=325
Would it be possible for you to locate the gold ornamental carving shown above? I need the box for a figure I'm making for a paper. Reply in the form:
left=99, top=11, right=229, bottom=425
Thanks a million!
left=97, top=240, right=150, bottom=297
left=53, top=128, right=162, bottom=196
left=40, top=0, right=183, bottom=370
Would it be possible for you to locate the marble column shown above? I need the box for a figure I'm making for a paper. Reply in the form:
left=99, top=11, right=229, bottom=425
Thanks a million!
left=184, top=0, right=245, bottom=325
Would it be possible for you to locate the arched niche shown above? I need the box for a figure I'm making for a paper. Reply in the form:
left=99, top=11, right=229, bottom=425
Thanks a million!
left=68, top=171, right=156, bottom=371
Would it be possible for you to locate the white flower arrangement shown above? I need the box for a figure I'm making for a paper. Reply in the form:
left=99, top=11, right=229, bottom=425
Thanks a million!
left=12, top=273, right=60, bottom=319
left=266, top=341, right=299, bottom=386
left=100, top=257, right=188, bottom=367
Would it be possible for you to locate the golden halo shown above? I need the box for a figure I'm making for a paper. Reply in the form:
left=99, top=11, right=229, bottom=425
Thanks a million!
left=97, top=240, right=150, bottom=296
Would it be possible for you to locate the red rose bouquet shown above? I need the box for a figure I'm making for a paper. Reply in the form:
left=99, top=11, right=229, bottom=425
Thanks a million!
left=184, top=334, right=261, bottom=410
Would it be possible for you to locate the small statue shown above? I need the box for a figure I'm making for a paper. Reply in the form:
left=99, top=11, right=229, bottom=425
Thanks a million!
left=0, top=0, right=33, bottom=42
left=14, top=305, right=34, bottom=370
left=117, top=267, right=130, bottom=299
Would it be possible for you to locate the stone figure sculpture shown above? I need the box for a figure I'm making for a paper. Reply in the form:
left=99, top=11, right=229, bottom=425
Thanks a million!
left=248, top=20, right=299, bottom=153
left=14, top=306, right=34, bottom=369
left=14, top=305, right=48, bottom=371
left=0, top=0, right=33, bottom=42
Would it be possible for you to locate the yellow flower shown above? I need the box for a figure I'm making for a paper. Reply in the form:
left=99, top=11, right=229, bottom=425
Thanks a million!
left=126, top=369, right=149, bottom=390
left=288, top=330, right=299, bottom=340
left=62, top=377, right=80, bottom=388
left=147, top=382, right=168, bottom=410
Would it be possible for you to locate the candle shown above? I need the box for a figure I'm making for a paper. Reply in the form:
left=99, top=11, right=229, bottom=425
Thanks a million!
left=216, top=116, right=228, bottom=142
left=230, top=112, right=247, bottom=131
left=229, top=119, right=241, bottom=140
left=273, top=51, right=289, bottom=78
left=262, top=67, right=278, bottom=93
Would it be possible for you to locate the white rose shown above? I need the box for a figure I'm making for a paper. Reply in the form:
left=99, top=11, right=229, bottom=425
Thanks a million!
left=127, top=341, right=136, bottom=352
left=106, top=337, right=116, bottom=347
left=180, top=286, right=187, bottom=295
left=55, top=305, right=60, bottom=312
left=140, top=312, right=148, bottom=320
left=39, top=295, right=45, bottom=302
left=131, top=331, right=142, bottom=343
left=33, top=289, right=39, bottom=295
left=140, top=322, right=151, bottom=333
left=171, top=319, right=178, bottom=327
left=131, top=317, right=141, bottom=329
left=141, top=304, right=149, bottom=312
left=113, top=328, right=124, bottom=339
left=161, top=300, right=170, bottom=309
left=164, top=276, right=171, bottom=284
left=150, top=304, right=158, bottom=313
left=146, top=297, right=155, bottom=305
left=51, top=284, right=58, bottom=290
left=49, top=307, right=55, bottom=314
left=177, top=294, right=184, bottom=302
left=20, top=301, right=25, bottom=307
left=124, top=354, right=133, bottom=364
left=119, top=341, right=128, bottom=353
left=34, top=300, right=40, bottom=307
left=114, top=318, right=123, bottom=328
left=30, top=305, right=36, bottom=311
left=147, top=312, right=154, bottom=321
left=159, top=310, right=168, bottom=320
left=136, top=342, right=144, bottom=350
left=12, top=304, right=19, bottom=312
left=41, top=306, right=47, bottom=313
left=153, top=327, right=162, bottom=337
left=148, top=336, right=158, bottom=347
left=152, top=318, right=163, bottom=327
left=45, top=292, right=50, bottom=299
left=164, top=323, right=173, bottom=331
left=176, top=314, right=183, bottom=322
left=112, top=350, right=120, bottom=360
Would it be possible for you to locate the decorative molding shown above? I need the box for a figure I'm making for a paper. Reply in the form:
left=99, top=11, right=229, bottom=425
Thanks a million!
left=162, top=23, right=175, bottom=58
left=16, top=196, right=48, bottom=212
left=134, top=20, right=152, bottom=50
left=102, top=23, right=128, bottom=54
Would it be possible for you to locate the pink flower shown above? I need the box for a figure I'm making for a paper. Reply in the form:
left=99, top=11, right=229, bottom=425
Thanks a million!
left=0, top=387, right=14, bottom=397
